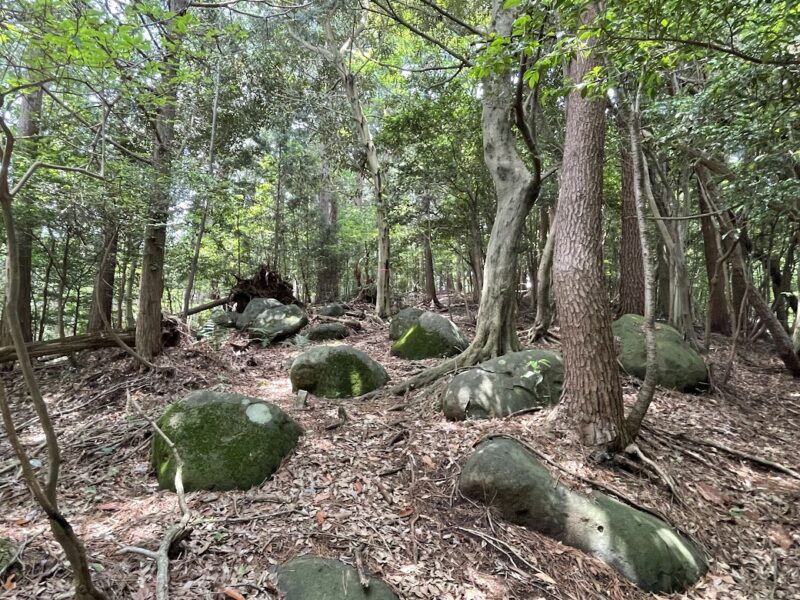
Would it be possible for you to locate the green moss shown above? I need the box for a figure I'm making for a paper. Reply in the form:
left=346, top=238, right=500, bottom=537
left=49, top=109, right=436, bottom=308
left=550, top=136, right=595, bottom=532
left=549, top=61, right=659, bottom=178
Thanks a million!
left=290, top=346, right=389, bottom=398
left=151, top=391, right=301, bottom=492
left=274, top=556, right=399, bottom=600
left=460, top=438, right=708, bottom=593
left=613, top=314, right=708, bottom=392
left=389, top=307, right=424, bottom=340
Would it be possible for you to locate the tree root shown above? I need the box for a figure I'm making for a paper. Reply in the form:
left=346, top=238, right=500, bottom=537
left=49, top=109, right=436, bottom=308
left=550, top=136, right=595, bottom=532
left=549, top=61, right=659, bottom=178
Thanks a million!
left=120, top=390, right=191, bottom=600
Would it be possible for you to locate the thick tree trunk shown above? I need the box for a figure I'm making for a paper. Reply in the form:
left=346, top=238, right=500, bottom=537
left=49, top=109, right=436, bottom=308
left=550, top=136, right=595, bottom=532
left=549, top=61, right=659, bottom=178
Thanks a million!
left=88, top=224, right=118, bottom=333
left=617, top=128, right=645, bottom=316
left=552, top=5, right=628, bottom=449
left=136, top=0, right=186, bottom=360
left=0, top=88, right=42, bottom=345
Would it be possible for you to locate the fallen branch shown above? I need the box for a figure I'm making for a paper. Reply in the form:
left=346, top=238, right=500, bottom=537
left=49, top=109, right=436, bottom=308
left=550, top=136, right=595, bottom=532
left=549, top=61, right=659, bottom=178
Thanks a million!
left=0, top=330, right=135, bottom=363
left=184, top=296, right=232, bottom=317
left=315, top=315, right=362, bottom=330
left=120, top=391, right=191, bottom=600
left=665, top=429, right=800, bottom=480
left=354, top=545, right=370, bottom=589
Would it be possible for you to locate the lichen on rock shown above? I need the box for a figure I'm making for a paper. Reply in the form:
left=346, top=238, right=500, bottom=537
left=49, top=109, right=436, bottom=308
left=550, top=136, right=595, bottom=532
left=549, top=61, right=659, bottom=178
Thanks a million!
left=289, top=345, right=389, bottom=398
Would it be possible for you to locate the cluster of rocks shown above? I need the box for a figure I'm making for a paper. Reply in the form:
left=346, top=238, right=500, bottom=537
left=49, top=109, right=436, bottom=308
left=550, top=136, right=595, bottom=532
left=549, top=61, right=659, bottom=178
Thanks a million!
left=212, top=297, right=307, bottom=344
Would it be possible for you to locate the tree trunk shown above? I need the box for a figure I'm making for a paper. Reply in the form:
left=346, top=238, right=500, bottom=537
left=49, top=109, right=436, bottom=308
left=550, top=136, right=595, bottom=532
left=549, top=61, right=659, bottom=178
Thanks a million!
left=552, top=4, right=628, bottom=449
left=696, top=167, right=732, bottom=335
left=532, top=203, right=557, bottom=338
left=136, top=0, right=187, bottom=360
left=183, top=62, right=220, bottom=320
left=0, top=87, right=42, bottom=345
left=617, top=126, right=645, bottom=316
left=88, top=224, right=118, bottom=333
left=316, top=143, right=339, bottom=302
left=125, top=246, right=139, bottom=329
left=38, top=238, right=56, bottom=341
left=421, top=195, right=442, bottom=308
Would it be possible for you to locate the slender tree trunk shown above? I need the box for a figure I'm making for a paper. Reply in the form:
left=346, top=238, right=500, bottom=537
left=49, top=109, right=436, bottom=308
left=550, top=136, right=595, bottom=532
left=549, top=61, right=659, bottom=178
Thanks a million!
left=696, top=167, right=731, bottom=335
left=126, top=242, right=140, bottom=329
left=617, top=125, right=645, bottom=316
left=421, top=194, right=442, bottom=308
left=624, top=91, right=659, bottom=439
left=38, top=238, right=56, bottom=341
left=88, top=223, right=118, bottom=332
left=533, top=203, right=557, bottom=338
left=316, top=143, right=339, bottom=302
left=183, top=62, right=220, bottom=320
left=552, top=4, right=627, bottom=449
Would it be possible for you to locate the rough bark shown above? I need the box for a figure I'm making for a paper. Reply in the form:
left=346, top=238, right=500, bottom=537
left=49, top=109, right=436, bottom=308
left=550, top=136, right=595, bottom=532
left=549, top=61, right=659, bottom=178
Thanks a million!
left=88, top=223, right=118, bottom=333
left=552, top=4, right=628, bottom=449
left=0, top=88, right=42, bottom=345
left=38, top=238, right=56, bottom=340
left=136, top=0, right=188, bottom=360
left=532, top=203, right=556, bottom=338
left=617, top=126, right=645, bottom=316
left=696, top=167, right=732, bottom=335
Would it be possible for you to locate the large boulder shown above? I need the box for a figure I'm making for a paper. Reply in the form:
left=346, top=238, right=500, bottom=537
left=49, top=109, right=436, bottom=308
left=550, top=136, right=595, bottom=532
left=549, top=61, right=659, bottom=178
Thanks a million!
left=211, top=310, right=239, bottom=328
left=613, top=314, right=708, bottom=392
left=152, top=391, right=301, bottom=492
left=442, top=350, right=563, bottom=420
left=390, top=312, right=468, bottom=359
left=388, top=307, right=424, bottom=340
left=317, top=303, right=346, bottom=317
left=236, top=297, right=284, bottom=329
left=290, top=345, right=389, bottom=398
left=249, top=304, right=308, bottom=344
left=306, top=322, right=350, bottom=341
left=274, top=556, right=399, bottom=600
left=460, top=438, right=707, bottom=593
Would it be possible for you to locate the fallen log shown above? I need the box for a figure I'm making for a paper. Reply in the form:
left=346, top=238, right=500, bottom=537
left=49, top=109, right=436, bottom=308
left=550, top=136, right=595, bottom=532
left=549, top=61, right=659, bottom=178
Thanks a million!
left=0, top=330, right=136, bottom=363
left=184, top=295, right=232, bottom=317
left=315, top=315, right=362, bottom=330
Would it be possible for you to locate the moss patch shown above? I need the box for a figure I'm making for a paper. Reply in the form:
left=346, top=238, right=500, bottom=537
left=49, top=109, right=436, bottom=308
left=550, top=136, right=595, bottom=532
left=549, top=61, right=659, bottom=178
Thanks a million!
left=390, top=312, right=468, bottom=360
left=443, top=349, right=564, bottom=420
left=460, top=438, right=708, bottom=593
left=388, top=307, right=424, bottom=340
left=274, top=556, right=399, bottom=600
left=613, top=313, right=708, bottom=392
left=290, top=345, right=389, bottom=398
left=152, top=391, right=301, bottom=492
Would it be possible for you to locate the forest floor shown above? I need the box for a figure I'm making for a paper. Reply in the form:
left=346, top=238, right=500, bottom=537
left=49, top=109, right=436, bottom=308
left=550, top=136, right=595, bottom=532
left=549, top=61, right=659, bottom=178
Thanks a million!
left=1, top=302, right=798, bottom=600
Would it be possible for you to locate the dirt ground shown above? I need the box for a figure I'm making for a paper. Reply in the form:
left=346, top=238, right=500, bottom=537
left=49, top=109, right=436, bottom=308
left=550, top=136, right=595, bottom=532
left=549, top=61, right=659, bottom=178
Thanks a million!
left=1, top=303, right=798, bottom=599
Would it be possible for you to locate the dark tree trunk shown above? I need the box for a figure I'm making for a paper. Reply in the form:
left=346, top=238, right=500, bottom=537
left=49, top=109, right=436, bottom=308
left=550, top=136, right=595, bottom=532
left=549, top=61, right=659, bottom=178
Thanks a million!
left=316, top=143, right=339, bottom=302
left=0, top=87, right=42, bottom=345
left=136, top=0, right=187, bottom=360
left=696, top=169, right=731, bottom=335
left=617, top=128, right=645, bottom=316
left=421, top=195, right=442, bottom=308
left=552, top=4, right=628, bottom=449
left=38, top=238, right=56, bottom=341
left=88, top=224, right=118, bottom=333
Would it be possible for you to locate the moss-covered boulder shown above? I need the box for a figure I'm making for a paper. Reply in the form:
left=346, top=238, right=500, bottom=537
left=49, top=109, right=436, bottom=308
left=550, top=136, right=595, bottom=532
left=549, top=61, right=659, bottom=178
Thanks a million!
left=460, top=438, right=707, bottom=593
left=390, top=312, right=468, bottom=359
left=0, top=538, right=17, bottom=577
left=443, top=350, right=563, bottom=420
left=152, top=391, right=301, bottom=492
left=306, top=322, right=349, bottom=341
left=613, top=314, right=708, bottom=392
left=211, top=310, right=239, bottom=328
left=249, top=304, right=308, bottom=344
left=388, top=307, right=424, bottom=340
left=317, top=303, right=346, bottom=317
left=236, top=297, right=284, bottom=329
left=290, top=345, right=389, bottom=398
left=274, top=556, right=399, bottom=600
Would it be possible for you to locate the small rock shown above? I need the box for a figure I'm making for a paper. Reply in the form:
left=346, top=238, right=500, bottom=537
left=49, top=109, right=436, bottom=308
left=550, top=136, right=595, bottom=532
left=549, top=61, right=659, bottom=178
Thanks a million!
left=290, top=345, right=389, bottom=398
left=306, top=322, right=349, bottom=341
left=273, top=556, right=399, bottom=600
left=317, top=303, right=346, bottom=317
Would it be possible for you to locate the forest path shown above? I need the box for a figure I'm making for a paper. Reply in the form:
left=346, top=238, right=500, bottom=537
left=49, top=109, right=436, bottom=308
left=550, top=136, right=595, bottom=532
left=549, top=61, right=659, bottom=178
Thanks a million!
left=0, top=311, right=798, bottom=599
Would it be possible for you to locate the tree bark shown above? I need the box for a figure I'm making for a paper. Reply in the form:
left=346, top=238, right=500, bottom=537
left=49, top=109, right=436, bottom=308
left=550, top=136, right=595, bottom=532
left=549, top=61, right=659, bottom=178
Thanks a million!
left=88, top=223, right=118, bottom=333
left=617, top=125, right=645, bottom=316
left=38, top=238, right=56, bottom=341
left=316, top=142, right=339, bottom=302
left=0, top=87, right=42, bottom=345
left=421, top=194, right=442, bottom=308
left=696, top=167, right=732, bottom=335
left=136, top=0, right=187, bottom=360
left=532, top=203, right=556, bottom=338
left=552, top=4, right=628, bottom=449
